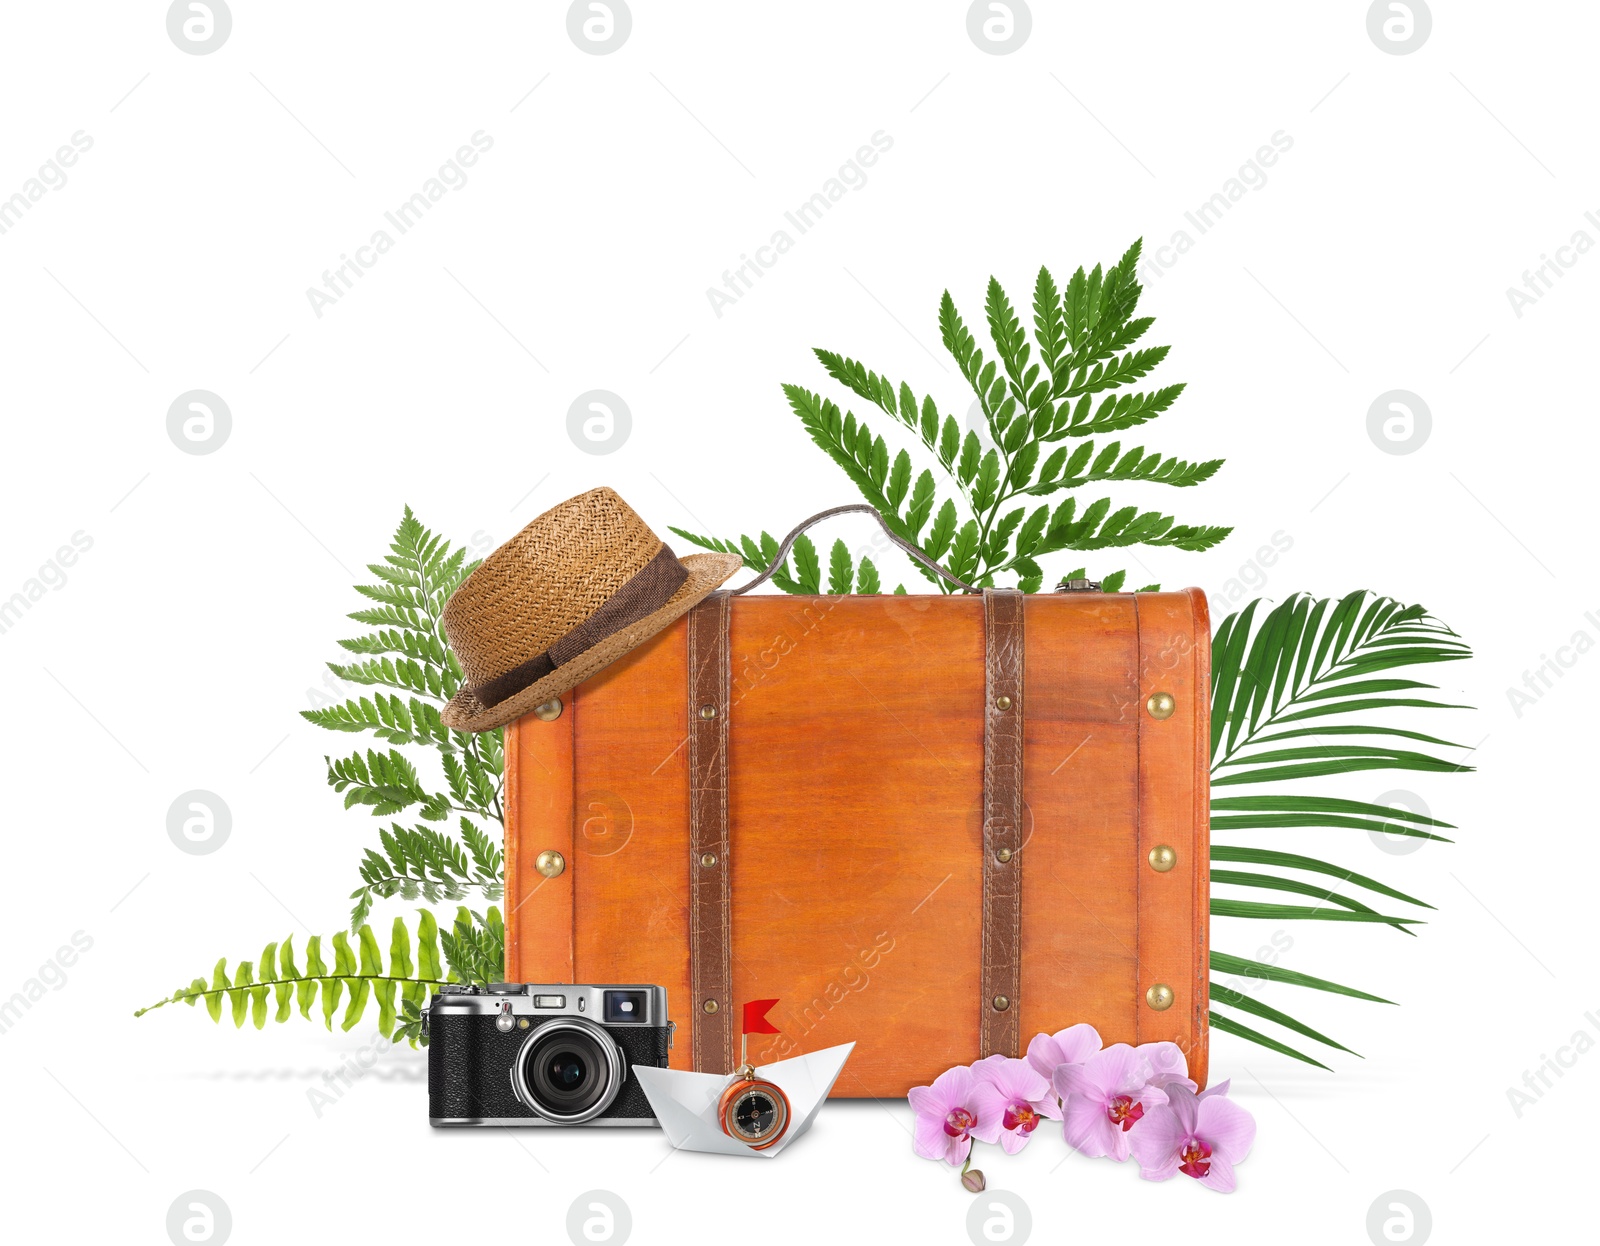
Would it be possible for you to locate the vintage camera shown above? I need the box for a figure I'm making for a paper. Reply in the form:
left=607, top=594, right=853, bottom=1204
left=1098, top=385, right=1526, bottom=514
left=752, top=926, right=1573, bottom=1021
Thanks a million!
left=426, top=983, right=672, bottom=1126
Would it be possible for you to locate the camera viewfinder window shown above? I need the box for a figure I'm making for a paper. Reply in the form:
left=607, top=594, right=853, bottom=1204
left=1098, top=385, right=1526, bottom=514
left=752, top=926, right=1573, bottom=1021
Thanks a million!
left=602, top=990, right=649, bottom=1024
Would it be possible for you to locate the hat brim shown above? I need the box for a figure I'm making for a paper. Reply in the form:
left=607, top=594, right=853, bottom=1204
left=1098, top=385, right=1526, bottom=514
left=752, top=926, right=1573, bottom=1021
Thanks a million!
left=440, top=551, right=745, bottom=733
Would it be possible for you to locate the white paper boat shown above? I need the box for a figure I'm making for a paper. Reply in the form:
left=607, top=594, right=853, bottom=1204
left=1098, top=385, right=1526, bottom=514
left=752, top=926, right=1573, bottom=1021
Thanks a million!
left=633, top=1042, right=855, bottom=1158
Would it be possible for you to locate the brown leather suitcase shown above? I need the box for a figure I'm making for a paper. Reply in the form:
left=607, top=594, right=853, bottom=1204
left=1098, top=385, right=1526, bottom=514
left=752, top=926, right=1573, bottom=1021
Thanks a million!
left=503, top=581, right=1210, bottom=1097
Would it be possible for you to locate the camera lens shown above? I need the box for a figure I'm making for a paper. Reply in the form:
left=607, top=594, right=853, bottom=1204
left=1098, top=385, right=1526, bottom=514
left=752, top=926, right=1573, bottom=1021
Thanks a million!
left=514, top=1020, right=624, bottom=1123
left=548, top=1053, right=586, bottom=1089
left=530, top=1036, right=602, bottom=1111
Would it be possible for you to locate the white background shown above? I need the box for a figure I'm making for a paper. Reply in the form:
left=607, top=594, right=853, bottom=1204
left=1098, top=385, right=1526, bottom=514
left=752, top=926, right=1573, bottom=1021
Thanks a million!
left=0, top=2, right=1592, bottom=1243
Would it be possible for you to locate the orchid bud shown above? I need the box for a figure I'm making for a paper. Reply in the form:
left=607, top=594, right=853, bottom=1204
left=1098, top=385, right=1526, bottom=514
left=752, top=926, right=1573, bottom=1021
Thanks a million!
left=961, top=1168, right=986, bottom=1193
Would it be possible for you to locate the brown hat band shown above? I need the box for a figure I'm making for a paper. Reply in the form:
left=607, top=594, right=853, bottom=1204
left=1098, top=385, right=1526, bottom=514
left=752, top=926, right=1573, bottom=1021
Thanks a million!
left=465, top=543, right=690, bottom=710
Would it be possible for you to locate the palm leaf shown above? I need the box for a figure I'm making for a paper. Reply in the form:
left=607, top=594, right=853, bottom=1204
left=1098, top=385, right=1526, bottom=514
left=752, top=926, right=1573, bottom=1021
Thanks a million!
left=1209, top=1010, right=1331, bottom=1071
left=1211, top=868, right=1418, bottom=934
left=1210, top=793, right=1454, bottom=842
left=1210, top=951, right=1393, bottom=1003
left=1211, top=845, right=1432, bottom=908
left=1210, top=899, right=1423, bottom=925
left=1210, top=983, right=1359, bottom=1056
left=1208, top=591, right=1470, bottom=1068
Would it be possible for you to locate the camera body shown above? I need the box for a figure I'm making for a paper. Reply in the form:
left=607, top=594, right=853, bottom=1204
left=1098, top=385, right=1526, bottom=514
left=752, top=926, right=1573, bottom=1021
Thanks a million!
left=426, top=983, right=671, bottom=1126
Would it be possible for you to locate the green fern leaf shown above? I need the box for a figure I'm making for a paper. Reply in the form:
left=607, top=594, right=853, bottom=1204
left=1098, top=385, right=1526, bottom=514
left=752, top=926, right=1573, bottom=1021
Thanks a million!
left=957, top=431, right=982, bottom=486
left=439, top=906, right=506, bottom=984
left=136, top=913, right=465, bottom=1045
left=1062, top=262, right=1094, bottom=350
left=948, top=521, right=981, bottom=583
left=781, top=385, right=923, bottom=539
left=939, top=289, right=980, bottom=381
left=791, top=533, right=822, bottom=593
left=972, top=449, right=1001, bottom=513
left=1026, top=441, right=1223, bottom=495
left=986, top=507, right=1026, bottom=564
left=1050, top=384, right=1186, bottom=439
left=938, top=415, right=959, bottom=468
left=670, top=526, right=809, bottom=595
left=349, top=818, right=503, bottom=930
left=1032, top=265, right=1067, bottom=373
left=984, top=275, right=1031, bottom=397
left=905, top=471, right=937, bottom=538
left=827, top=539, right=854, bottom=595
left=925, top=499, right=958, bottom=561
left=416, top=909, right=442, bottom=981
left=1058, top=345, right=1170, bottom=397
left=886, top=450, right=913, bottom=510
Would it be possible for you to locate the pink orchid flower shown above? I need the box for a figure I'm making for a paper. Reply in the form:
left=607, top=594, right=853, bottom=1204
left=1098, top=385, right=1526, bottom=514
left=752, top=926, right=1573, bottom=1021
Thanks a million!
left=1026, top=1022, right=1103, bottom=1083
left=908, top=1064, right=991, bottom=1166
left=1052, top=1043, right=1169, bottom=1161
left=1129, top=1081, right=1255, bottom=1193
left=1137, top=1040, right=1199, bottom=1094
left=970, top=1056, right=1062, bottom=1154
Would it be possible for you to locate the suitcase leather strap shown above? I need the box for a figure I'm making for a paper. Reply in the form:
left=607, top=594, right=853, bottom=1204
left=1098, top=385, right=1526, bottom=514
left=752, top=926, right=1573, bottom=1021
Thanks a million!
left=982, top=587, right=1025, bottom=1057
left=687, top=590, right=734, bottom=1073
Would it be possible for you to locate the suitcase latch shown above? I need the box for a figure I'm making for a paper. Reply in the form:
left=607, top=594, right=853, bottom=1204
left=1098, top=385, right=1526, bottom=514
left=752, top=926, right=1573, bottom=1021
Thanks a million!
left=1054, top=577, right=1103, bottom=592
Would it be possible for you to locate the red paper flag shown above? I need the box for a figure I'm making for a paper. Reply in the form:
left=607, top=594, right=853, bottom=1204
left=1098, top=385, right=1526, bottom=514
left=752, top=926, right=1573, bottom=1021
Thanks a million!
left=742, top=998, right=780, bottom=1035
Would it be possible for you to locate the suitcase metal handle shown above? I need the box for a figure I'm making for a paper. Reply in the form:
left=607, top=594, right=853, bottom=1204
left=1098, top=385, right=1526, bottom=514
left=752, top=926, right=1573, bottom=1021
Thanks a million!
left=730, top=504, right=980, bottom=595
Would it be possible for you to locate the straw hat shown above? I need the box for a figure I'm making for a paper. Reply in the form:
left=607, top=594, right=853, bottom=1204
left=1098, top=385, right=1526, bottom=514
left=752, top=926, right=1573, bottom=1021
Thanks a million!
left=440, top=487, right=742, bottom=732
